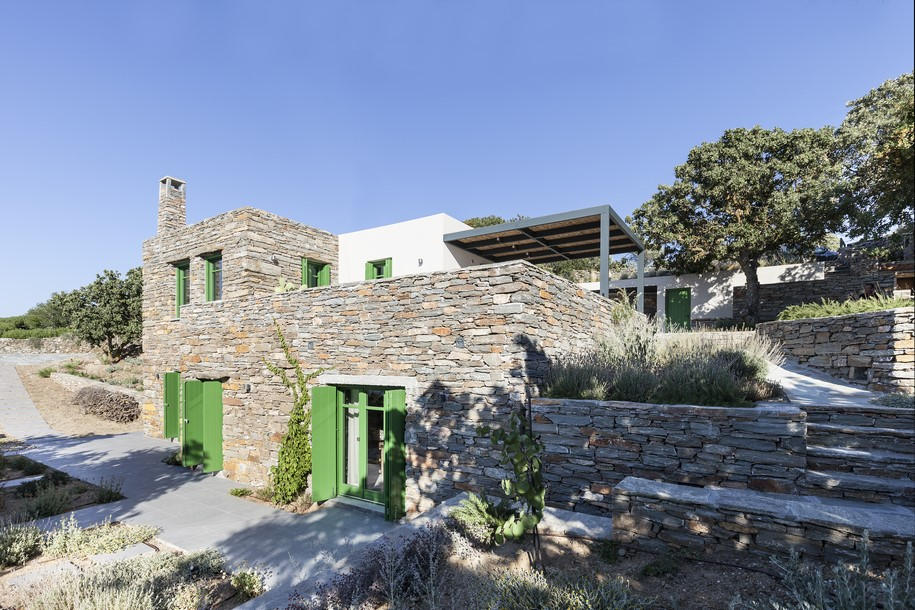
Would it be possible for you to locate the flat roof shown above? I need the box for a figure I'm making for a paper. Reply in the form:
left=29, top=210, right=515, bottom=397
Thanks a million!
left=443, top=205, right=644, bottom=264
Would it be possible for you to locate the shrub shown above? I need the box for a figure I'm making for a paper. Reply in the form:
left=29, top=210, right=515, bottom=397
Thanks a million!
left=93, top=476, right=124, bottom=503
left=25, top=484, right=72, bottom=519
left=7, top=455, right=47, bottom=476
left=265, top=320, right=321, bottom=505
left=777, top=294, right=914, bottom=321
left=481, top=569, right=652, bottom=610
left=16, top=471, right=70, bottom=498
left=73, top=386, right=140, bottom=423
left=253, top=486, right=275, bottom=502
left=230, top=487, right=252, bottom=497
left=0, top=520, right=43, bottom=567
left=544, top=311, right=783, bottom=406
left=43, top=514, right=158, bottom=558
left=26, top=549, right=226, bottom=610
left=37, top=367, right=53, bottom=378
left=730, top=537, right=914, bottom=609
left=450, top=492, right=516, bottom=547
left=872, top=393, right=915, bottom=408
left=162, top=451, right=182, bottom=466
left=231, top=567, right=266, bottom=600
left=0, top=327, right=68, bottom=339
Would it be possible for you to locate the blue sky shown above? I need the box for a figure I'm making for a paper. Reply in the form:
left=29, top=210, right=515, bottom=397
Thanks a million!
left=0, top=1, right=912, bottom=316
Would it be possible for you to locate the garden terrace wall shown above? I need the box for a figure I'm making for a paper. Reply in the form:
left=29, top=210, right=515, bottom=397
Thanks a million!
left=0, top=336, right=89, bottom=354
left=756, top=307, right=914, bottom=394
left=612, top=476, right=915, bottom=564
left=140, top=261, right=617, bottom=514
left=531, top=398, right=806, bottom=513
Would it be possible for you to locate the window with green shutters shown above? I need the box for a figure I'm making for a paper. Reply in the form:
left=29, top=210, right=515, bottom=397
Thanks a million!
left=205, top=254, right=223, bottom=301
left=364, top=258, right=392, bottom=280
left=175, top=263, right=189, bottom=317
left=301, top=258, right=331, bottom=288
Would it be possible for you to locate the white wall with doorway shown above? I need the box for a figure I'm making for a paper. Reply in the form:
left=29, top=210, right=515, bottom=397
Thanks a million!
left=337, top=213, right=490, bottom=283
left=577, top=262, right=825, bottom=324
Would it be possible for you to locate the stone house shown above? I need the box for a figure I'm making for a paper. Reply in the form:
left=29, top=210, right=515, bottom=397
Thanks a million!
left=141, top=177, right=642, bottom=519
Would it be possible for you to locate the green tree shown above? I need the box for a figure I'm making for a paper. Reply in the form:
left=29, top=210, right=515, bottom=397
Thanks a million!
left=26, top=292, right=73, bottom=329
left=633, top=126, right=845, bottom=324
left=66, top=268, right=142, bottom=361
left=838, top=72, right=914, bottom=237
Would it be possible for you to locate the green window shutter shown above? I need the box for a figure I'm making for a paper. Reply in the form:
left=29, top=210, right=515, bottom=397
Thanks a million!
left=311, top=385, right=338, bottom=502
left=163, top=372, right=180, bottom=439
left=301, top=257, right=309, bottom=286
left=365, top=261, right=375, bottom=280
left=205, top=259, right=214, bottom=301
left=384, top=388, right=407, bottom=520
left=318, top=264, right=331, bottom=286
left=382, top=258, right=392, bottom=279
left=175, top=267, right=182, bottom=318
left=202, top=381, right=223, bottom=473
left=182, top=380, right=205, bottom=467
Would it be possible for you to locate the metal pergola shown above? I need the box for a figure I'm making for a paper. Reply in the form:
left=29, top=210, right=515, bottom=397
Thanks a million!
left=443, top=205, right=646, bottom=306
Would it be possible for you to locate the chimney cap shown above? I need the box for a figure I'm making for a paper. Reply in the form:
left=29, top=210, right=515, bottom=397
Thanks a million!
left=160, top=176, right=186, bottom=189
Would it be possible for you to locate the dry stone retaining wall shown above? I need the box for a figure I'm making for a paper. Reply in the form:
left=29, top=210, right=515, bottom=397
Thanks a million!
left=50, top=372, right=143, bottom=402
left=0, top=336, right=88, bottom=354
left=141, top=261, right=616, bottom=514
left=531, top=398, right=806, bottom=513
left=757, top=307, right=914, bottom=394
left=612, top=477, right=915, bottom=564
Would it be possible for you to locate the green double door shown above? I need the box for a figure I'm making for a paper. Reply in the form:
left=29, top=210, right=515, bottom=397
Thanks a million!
left=162, top=373, right=223, bottom=473
left=312, top=386, right=406, bottom=521
left=665, top=288, right=692, bottom=330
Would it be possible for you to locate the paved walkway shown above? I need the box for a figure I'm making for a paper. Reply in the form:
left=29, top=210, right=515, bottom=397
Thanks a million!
left=767, top=360, right=885, bottom=408
left=0, top=356, right=393, bottom=609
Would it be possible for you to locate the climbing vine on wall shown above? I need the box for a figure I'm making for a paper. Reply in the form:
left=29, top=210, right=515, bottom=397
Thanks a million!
left=265, top=320, right=321, bottom=504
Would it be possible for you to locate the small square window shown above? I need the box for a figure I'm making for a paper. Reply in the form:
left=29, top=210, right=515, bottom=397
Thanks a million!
left=302, top=258, right=331, bottom=288
left=205, top=254, right=223, bottom=301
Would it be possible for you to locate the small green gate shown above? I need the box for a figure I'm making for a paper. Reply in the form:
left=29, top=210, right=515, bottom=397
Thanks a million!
left=665, top=287, right=692, bottom=330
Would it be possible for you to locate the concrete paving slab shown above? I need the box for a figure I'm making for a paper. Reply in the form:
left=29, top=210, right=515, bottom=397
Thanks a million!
left=767, top=360, right=884, bottom=408
left=0, top=360, right=395, bottom=605
left=90, top=542, right=156, bottom=564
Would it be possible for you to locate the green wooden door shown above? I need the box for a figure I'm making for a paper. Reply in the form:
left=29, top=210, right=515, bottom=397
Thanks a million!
left=182, top=380, right=205, bottom=467
left=202, top=381, right=223, bottom=473
left=384, top=388, right=406, bottom=521
left=163, top=372, right=180, bottom=439
left=311, top=385, right=337, bottom=502
left=665, top=288, right=692, bottom=330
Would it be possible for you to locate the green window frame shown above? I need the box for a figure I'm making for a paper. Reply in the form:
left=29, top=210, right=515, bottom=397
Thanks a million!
left=175, top=262, right=189, bottom=317
left=364, top=257, right=392, bottom=280
left=301, top=258, right=331, bottom=288
left=205, top=254, right=223, bottom=302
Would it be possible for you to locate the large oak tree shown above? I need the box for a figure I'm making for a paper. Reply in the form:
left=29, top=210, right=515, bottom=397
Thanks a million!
left=838, top=71, right=914, bottom=238
left=633, top=126, right=846, bottom=324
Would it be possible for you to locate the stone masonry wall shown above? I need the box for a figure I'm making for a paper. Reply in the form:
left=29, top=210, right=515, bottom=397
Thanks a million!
left=531, top=398, right=806, bottom=513
left=0, top=336, right=89, bottom=354
left=757, top=307, right=914, bottom=394
left=140, top=261, right=617, bottom=514
left=733, top=265, right=897, bottom=323
left=612, top=477, right=915, bottom=565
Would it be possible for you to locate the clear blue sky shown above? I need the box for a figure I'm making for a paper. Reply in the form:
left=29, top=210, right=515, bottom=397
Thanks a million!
left=1, top=1, right=912, bottom=316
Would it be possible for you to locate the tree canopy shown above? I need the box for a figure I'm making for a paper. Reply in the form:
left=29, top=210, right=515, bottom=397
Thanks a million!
left=65, top=268, right=143, bottom=361
left=838, top=71, right=914, bottom=238
left=633, top=126, right=845, bottom=323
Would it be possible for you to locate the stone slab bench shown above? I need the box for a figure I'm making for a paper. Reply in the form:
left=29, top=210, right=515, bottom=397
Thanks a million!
left=612, top=476, right=915, bottom=565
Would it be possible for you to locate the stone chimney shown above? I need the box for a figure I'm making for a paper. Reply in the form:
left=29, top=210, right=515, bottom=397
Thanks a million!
left=158, top=176, right=186, bottom=234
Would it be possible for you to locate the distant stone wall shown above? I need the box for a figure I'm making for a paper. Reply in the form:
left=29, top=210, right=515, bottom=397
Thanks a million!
left=757, top=307, right=914, bottom=394
left=611, top=477, right=915, bottom=564
left=531, top=398, right=806, bottom=513
left=733, top=265, right=896, bottom=323
left=0, top=336, right=88, bottom=354
left=141, top=261, right=618, bottom=514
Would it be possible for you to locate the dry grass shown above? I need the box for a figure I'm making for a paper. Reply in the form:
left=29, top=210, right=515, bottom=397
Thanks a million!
left=15, top=365, right=141, bottom=436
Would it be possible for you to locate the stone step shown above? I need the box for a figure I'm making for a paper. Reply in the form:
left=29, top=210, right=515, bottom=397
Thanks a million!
left=806, top=422, right=915, bottom=454
left=803, top=404, right=914, bottom=429
left=806, top=445, right=915, bottom=480
left=801, top=470, right=915, bottom=507
left=612, top=476, right=915, bottom=564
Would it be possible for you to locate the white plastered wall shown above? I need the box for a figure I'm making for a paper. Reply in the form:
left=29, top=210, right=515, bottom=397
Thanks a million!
left=577, top=262, right=825, bottom=322
left=337, top=214, right=490, bottom=283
